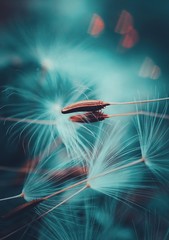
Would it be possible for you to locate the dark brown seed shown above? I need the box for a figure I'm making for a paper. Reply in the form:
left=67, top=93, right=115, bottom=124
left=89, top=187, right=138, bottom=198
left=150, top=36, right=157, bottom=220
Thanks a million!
left=61, top=100, right=110, bottom=114
left=69, top=112, right=109, bottom=123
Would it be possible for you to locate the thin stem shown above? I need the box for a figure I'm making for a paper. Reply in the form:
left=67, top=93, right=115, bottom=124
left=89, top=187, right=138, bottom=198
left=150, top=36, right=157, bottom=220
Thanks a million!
left=88, top=158, right=144, bottom=181
left=1, top=185, right=87, bottom=240
left=0, top=193, right=24, bottom=202
left=42, top=178, right=88, bottom=201
left=36, top=185, right=87, bottom=219
left=108, top=111, right=169, bottom=120
left=108, top=97, right=169, bottom=106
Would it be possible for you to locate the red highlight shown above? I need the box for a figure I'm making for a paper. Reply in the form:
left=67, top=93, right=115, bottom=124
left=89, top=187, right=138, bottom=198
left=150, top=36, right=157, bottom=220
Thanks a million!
left=121, top=27, right=139, bottom=48
left=115, top=10, right=139, bottom=49
left=88, top=14, right=104, bottom=37
left=115, top=10, right=133, bottom=35
left=70, top=112, right=109, bottom=123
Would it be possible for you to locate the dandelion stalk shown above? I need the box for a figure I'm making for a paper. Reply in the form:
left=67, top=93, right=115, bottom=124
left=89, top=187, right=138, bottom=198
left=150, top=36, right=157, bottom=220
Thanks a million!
left=108, top=97, right=169, bottom=106
left=0, top=193, right=24, bottom=202
left=108, top=111, right=169, bottom=120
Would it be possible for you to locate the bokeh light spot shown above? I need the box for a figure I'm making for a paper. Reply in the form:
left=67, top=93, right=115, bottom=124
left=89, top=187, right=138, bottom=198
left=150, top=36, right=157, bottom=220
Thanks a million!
left=88, top=13, right=104, bottom=37
left=139, top=57, right=161, bottom=80
left=115, top=10, right=133, bottom=35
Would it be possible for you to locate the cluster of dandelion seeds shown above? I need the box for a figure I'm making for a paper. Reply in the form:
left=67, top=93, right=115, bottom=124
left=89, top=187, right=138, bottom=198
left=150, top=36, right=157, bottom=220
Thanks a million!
left=0, top=13, right=169, bottom=240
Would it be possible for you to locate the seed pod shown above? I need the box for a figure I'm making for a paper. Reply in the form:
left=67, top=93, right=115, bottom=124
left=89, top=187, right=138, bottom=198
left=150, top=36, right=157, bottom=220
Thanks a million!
left=61, top=100, right=110, bottom=114
left=70, top=112, right=109, bottom=123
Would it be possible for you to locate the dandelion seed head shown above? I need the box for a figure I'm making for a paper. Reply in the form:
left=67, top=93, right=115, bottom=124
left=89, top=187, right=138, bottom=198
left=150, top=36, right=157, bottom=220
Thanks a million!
left=1, top=73, right=97, bottom=157
left=44, top=101, right=63, bottom=121
left=88, top=169, right=133, bottom=195
left=48, top=102, right=62, bottom=115
left=22, top=145, right=82, bottom=202
left=86, top=123, right=145, bottom=200
left=41, top=58, right=54, bottom=71
left=134, top=100, right=169, bottom=183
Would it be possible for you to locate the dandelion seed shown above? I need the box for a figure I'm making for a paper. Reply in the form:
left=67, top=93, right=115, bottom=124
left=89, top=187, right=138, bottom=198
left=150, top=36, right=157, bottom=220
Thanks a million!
left=61, top=100, right=110, bottom=114
left=3, top=25, right=111, bottom=82
left=3, top=164, right=88, bottom=219
left=0, top=122, right=151, bottom=239
left=62, top=97, right=169, bottom=114
left=86, top=123, right=146, bottom=201
left=0, top=142, right=87, bottom=217
left=0, top=185, right=87, bottom=240
left=70, top=112, right=109, bottom=123
left=134, top=101, right=169, bottom=184
left=6, top=123, right=145, bottom=206
left=0, top=74, right=97, bottom=158
left=9, top=153, right=145, bottom=212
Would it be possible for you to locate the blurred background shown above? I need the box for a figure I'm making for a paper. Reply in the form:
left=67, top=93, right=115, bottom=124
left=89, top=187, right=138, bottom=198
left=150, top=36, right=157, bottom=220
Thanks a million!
left=0, top=0, right=169, bottom=239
